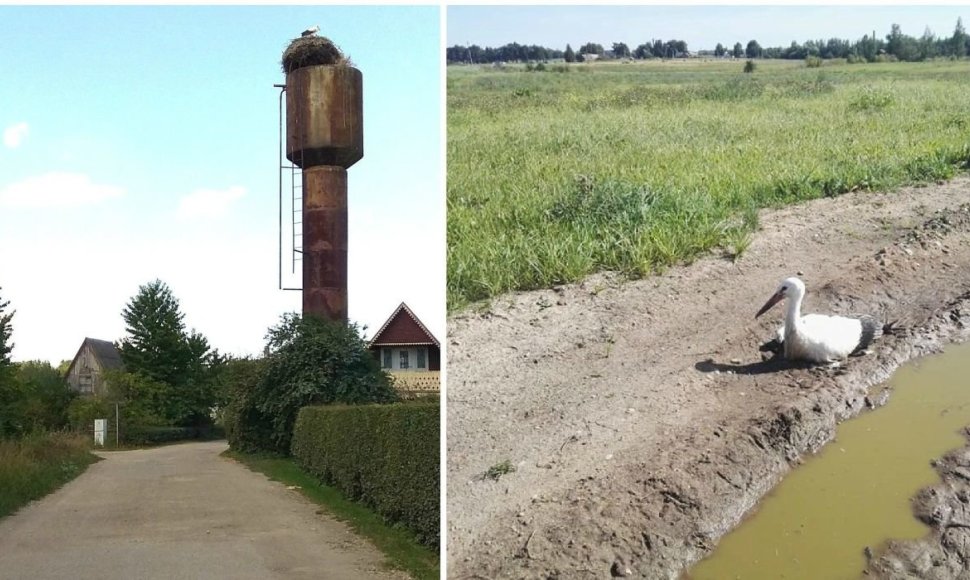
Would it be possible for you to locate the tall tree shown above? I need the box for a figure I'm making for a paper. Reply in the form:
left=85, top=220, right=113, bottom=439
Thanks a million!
left=745, top=39, right=762, bottom=58
left=733, top=42, right=744, bottom=58
left=118, top=279, right=215, bottom=425
left=858, top=33, right=878, bottom=61
left=886, top=23, right=905, bottom=56
left=119, top=280, right=195, bottom=386
left=0, top=287, right=12, bottom=368
left=0, top=288, right=17, bottom=436
left=919, top=27, right=938, bottom=60
left=564, top=44, right=576, bottom=63
left=952, top=17, right=968, bottom=57
left=783, top=41, right=806, bottom=59
left=714, top=43, right=726, bottom=57
left=612, top=42, right=630, bottom=58
left=885, top=23, right=920, bottom=60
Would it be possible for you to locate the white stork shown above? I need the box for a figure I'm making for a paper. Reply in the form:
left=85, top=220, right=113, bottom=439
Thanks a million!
left=302, top=25, right=320, bottom=37
left=755, top=277, right=880, bottom=364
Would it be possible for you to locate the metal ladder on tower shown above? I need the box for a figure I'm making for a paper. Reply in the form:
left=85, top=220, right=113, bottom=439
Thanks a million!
left=277, top=83, right=302, bottom=291
left=290, top=162, right=303, bottom=274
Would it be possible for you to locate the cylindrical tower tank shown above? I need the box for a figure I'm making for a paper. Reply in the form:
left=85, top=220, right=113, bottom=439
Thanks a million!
left=282, top=36, right=363, bottom=322
left=285, top=66, right=363, bottom=169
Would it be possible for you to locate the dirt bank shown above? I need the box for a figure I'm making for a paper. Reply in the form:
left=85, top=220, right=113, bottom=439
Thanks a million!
left=447, top=176, right=970, bottom=579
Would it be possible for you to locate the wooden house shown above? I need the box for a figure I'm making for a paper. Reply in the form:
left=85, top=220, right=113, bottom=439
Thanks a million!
left=65, top=338, right=124, bottom=396
left=368, top=303, right=440, bottom=393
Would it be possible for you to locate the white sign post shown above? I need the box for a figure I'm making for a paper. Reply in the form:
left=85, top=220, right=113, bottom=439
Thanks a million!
left=94, top=419, right=107, bottom=447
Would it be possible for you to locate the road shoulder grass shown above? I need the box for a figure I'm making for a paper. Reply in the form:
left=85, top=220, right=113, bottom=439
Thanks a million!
left=0, top=433, right=100, bottom=520
left=225, top=450, right=438, bottom=580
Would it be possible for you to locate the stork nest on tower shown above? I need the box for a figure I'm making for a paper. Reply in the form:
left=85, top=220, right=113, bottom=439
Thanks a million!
left=282, top=36, right=351, bottom=73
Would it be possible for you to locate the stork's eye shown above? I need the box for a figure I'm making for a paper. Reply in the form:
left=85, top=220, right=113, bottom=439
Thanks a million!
left=781, top=286, right=788, bottom=291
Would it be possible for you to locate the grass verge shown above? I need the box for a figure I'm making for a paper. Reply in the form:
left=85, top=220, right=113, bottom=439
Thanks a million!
left=225, top=450, right=438, bottom=580
left=0, top=432, right=99, bottom=519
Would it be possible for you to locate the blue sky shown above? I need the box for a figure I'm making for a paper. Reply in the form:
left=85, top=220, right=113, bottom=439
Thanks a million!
left=0, top=5, right=443, bottom=364
left=448, top=5, right=970, bottom=51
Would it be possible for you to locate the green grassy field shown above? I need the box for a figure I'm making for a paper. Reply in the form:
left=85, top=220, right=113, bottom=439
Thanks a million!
left=447, top=59, right=970, bottom=310
left=0, top=433, right=98, bottom=519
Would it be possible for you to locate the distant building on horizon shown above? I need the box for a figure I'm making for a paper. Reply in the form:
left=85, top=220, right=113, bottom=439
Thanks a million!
left=65, top=338, right=123, bottom=397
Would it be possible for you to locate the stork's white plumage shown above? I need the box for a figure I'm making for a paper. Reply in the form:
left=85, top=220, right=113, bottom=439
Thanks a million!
left=755, top=277, right=879, bottom=364
left=302, top=25, right=320, bottom=37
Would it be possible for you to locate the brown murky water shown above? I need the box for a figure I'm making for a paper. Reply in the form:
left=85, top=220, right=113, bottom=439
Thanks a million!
left=688, top=342, right=970, bottom=580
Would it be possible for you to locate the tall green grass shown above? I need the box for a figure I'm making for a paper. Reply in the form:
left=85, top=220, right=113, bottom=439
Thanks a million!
left=447, top=59, right=970, bottom=309
left=0, top=432, right=98, bottom=518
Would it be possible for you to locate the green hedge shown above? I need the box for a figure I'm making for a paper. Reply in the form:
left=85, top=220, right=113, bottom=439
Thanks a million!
left=123, top=425, right=225, bottom=446
left=291, top=403, right=439, bottom=548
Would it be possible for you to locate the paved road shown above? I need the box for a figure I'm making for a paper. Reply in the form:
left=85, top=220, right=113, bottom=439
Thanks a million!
left=0, top=441, right=408, bottom=580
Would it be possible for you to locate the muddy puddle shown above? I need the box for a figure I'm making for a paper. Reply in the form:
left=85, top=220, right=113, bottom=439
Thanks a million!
left=687, top=342, right=970, bottom=580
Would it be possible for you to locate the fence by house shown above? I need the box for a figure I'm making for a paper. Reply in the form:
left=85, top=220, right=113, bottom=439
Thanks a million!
left=391, top=370, right=440, bottom=393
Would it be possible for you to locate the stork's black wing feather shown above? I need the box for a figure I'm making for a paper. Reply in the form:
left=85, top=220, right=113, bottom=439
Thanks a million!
left=851, top=315, right=880, bottom=355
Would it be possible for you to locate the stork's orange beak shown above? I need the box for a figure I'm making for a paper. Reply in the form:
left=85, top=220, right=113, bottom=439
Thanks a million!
left=755, top=292, right=784, bottom=318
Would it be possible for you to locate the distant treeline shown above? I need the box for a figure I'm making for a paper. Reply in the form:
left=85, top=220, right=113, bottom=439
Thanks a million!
left=446, top=43, right=565, bottom=64
left=447, top=18, right=970, bottom=64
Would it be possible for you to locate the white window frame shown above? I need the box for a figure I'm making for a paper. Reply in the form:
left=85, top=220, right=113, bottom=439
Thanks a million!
left=416, top=348, right=426, bottom=369
left=382, top=349, right=392, bottom=369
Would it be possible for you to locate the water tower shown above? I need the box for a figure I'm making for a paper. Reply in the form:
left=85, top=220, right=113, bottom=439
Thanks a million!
left=277, top=33, right=363, bottom=321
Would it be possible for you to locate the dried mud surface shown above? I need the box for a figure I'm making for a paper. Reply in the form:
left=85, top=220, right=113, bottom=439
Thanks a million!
left=447, top=176, right=970, bottom=579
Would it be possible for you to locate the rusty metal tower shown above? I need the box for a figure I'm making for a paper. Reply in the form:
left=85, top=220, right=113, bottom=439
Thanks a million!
left=279, top=36, right=363, bottom=322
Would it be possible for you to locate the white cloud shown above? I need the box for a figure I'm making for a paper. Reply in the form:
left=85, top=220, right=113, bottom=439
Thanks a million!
left=0, top=172, right=125, bottom=208
left=3, top=122, right=29, bottom=148
left=177, top=186, right=246, bottom=220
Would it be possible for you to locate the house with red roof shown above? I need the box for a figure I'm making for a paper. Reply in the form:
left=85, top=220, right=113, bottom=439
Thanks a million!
left=368, top=302, right=440, bottom=393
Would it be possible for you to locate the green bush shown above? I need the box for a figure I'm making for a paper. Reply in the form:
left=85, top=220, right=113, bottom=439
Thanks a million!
left=225, top=314, right=397, bottom=455
left=67, top=396, right=113, bottom=431
left=100, top=371, right=172, bottom=427
left=220, top=357, right=267, bottom=449
left=849, top=86, right=895, bottom=111
left=67, top=394, right=222, bottom=447
left=124, top=425, right=224, bottom=446
left=805, top=55, right=823, bottom=68
left=743, top=59, right=756, bottom=73
left=1, top=361, right=76, bottom=437
left=291, top=403, right=439, bottom=548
